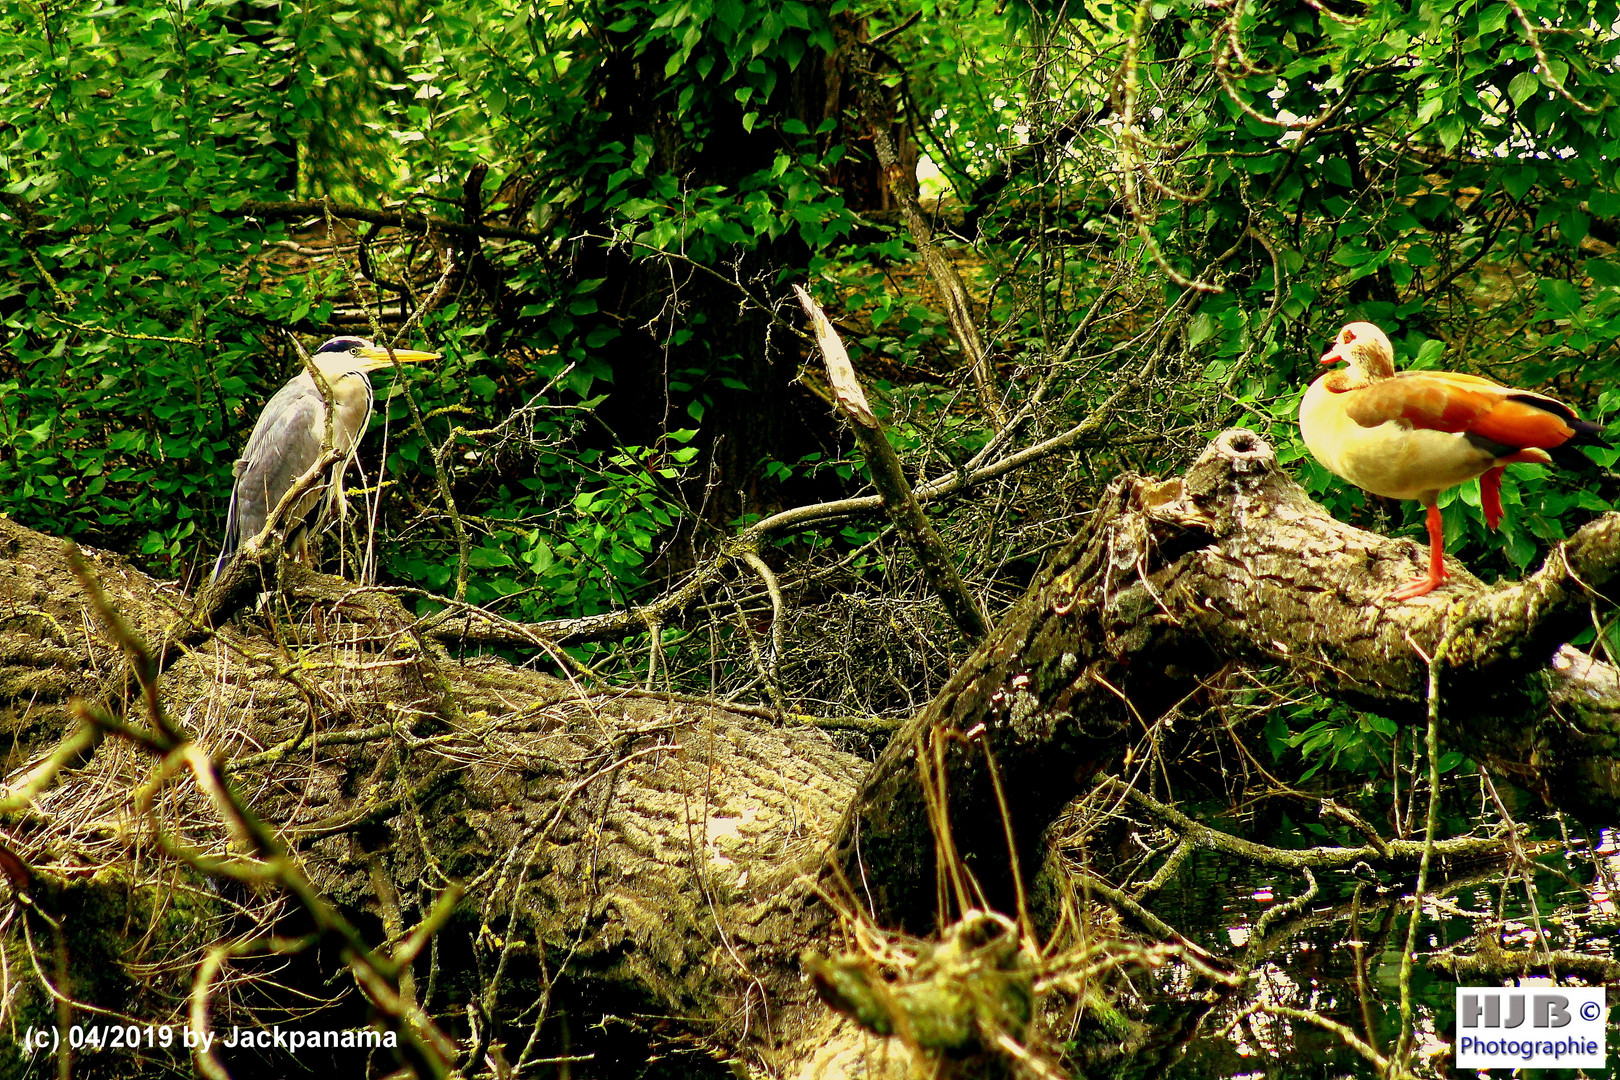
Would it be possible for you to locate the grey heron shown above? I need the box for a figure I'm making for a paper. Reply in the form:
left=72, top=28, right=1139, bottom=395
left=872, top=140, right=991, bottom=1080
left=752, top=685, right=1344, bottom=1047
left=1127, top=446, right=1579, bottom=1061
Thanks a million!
left=211, top=336, right=441, bottom=581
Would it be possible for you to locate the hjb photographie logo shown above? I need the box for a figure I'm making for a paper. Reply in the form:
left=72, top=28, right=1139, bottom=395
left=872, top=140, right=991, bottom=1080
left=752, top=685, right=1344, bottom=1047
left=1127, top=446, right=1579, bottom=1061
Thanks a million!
left=1454, top=987, right=1606, bottom=1069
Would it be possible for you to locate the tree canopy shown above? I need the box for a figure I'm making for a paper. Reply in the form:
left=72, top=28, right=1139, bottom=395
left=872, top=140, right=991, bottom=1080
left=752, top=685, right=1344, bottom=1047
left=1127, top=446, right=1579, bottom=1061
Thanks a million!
left=4, top=0, right=1617, bottom=615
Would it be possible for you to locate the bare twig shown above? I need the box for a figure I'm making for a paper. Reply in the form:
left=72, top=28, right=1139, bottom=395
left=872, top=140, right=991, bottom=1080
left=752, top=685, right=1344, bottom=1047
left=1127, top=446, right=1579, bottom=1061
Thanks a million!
left=794, top=286, right=989, bottom=641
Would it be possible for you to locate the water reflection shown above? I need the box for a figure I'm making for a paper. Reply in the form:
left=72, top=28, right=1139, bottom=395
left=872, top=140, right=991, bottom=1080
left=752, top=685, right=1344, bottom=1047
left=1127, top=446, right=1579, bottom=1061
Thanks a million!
left=1058, top=809, right=1617, bottom=1079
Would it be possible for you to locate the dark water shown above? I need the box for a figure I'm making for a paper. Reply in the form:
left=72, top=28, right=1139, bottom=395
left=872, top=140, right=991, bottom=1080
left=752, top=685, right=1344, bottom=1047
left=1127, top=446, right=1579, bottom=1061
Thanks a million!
left=1113, top=824, right=1620, bottom=1078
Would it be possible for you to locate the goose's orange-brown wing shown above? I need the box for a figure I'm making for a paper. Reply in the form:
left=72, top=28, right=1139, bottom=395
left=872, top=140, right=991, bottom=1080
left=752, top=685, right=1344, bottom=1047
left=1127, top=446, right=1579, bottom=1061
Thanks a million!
left=1337, top=372, right=1578, bottom=450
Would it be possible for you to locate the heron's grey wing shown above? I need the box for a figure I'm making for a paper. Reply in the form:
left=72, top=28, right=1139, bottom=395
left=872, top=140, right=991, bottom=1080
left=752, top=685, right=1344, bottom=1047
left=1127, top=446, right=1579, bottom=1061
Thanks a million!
left=229, top=377, right=334, bottom=553
left=210, top=460, right=248, bottom=581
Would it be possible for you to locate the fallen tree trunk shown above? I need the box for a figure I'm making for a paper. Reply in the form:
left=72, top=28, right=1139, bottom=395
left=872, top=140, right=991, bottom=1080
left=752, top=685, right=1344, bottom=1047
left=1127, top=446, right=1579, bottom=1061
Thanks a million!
left=832, top=428, right=1620, bottom=930
left=0, top=428, right=1614, bottom=1077
left=0, top=513, right=863, bottom=1077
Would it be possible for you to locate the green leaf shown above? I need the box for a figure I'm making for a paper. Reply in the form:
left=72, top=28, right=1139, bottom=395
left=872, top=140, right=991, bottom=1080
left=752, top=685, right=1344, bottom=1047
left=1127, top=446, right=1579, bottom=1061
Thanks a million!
left=1585, top=257, right=1620, bottom=287
left=1412, top=338, right=1446, bottom=370
left=1477, top=4, right=1508, bottom=34
left=1559, top=211, right=1590, bottom=248
left=1539, top=278, right=1582, bottom=316
left=468, top=545, right=514, bottom=569
left=1187, top=311, right=1216, bottom=348
left=1435, top=114, right=1466, bottom=152
left=1507, top=70, right=1540, bottom=108
left=1500, top=167, right=1536, bottom=201
left=1589, top=189, right=1620, bottom=218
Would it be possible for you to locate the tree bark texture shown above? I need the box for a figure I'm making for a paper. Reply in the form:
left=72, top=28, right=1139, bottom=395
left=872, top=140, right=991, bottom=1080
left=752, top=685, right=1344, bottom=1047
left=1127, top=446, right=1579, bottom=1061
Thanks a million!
left=0, top=428, right=1615, bottom=1075
left=0, top=514, right=866, bottom=1076
left=833, top=429, right=1620, bottom=930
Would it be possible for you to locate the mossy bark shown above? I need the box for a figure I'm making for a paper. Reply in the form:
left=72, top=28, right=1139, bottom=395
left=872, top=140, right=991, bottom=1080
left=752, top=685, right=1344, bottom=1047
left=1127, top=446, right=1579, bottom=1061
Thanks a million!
left=0, top=429, right=1615, bottom=1075
left=833, top=430, right=1620, bottom=931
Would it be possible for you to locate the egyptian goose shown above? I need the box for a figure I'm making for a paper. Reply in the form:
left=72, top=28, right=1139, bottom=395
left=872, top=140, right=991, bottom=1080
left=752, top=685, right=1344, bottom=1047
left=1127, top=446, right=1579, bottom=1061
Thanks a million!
left=1300, top=322, right=1608, bottom=600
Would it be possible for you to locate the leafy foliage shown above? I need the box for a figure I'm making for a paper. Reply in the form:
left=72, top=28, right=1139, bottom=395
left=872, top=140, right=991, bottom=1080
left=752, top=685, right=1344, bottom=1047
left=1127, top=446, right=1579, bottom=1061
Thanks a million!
left=0, top=0, right=858, bottom=625
left=2, top=0, right=1617, bottom=655
left=1056, top=0, right=1620, bottom=574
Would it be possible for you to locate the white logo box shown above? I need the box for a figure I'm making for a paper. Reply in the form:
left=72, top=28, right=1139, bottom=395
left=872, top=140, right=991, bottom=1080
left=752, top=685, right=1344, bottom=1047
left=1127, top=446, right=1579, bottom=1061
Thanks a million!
left=1455, top=987, right=1606, bottom=1070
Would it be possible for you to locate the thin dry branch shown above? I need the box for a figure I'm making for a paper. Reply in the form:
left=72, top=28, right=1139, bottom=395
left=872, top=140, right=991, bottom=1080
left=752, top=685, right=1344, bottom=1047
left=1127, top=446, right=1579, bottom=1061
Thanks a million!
left=1098, top=777, right=1511, bottom=869
left=854, top=68, right=1009, bottom=428
left=794, top=286, right=989, bottom=641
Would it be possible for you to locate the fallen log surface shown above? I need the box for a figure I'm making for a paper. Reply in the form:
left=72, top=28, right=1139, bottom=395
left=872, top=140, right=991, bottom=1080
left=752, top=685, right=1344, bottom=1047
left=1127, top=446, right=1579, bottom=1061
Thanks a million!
left=0, top=428, right=1613, bottom=1077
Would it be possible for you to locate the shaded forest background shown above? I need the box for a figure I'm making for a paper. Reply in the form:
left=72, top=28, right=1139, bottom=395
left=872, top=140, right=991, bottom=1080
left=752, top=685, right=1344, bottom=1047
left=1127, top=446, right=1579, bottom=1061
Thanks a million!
left=2, top=0, right=1620, bottom=1075
left=7, top=0, right=1619, bottom=654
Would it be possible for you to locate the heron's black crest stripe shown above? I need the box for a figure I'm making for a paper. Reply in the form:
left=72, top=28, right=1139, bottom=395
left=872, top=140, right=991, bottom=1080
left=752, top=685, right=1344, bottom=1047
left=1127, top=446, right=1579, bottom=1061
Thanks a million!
left=315, top=336, right=374, bottom=353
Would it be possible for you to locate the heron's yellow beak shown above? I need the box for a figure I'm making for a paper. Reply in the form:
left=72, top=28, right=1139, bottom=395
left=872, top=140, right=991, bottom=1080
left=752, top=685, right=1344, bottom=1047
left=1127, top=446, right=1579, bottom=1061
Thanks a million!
left=354, top=344, right=442, bottom=371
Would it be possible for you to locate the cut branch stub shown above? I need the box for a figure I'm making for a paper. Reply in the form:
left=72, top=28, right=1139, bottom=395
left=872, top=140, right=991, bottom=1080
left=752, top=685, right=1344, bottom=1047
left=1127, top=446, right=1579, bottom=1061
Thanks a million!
left=792, top=284, right=878, bottom=429
left=794, top=286, right=989, bottom=641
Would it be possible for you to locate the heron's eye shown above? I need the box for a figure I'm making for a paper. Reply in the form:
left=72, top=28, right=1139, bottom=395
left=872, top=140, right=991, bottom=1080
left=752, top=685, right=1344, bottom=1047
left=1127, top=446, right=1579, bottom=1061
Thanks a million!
left=1343, top=329, right=1356, bottom=343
